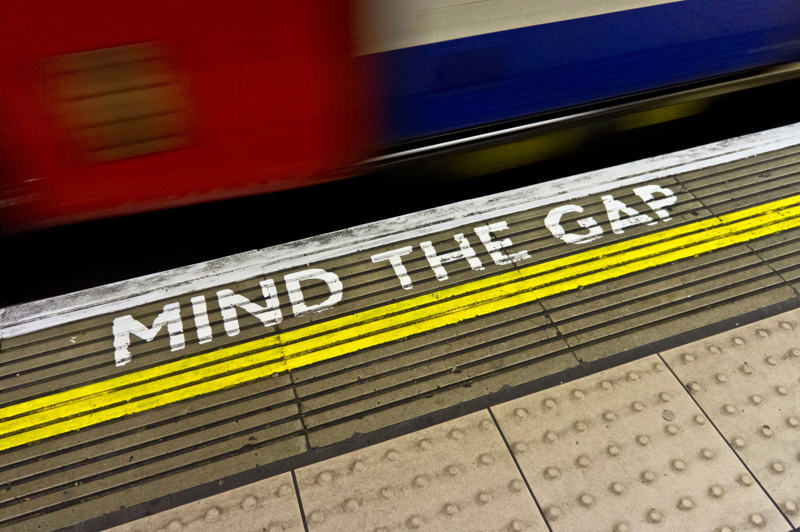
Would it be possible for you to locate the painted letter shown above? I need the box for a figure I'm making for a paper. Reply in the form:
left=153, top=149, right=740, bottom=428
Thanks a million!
left=284, top=268, right=343, bottom=317
left=634, top=184, right=676, bottom=221
left=371, top=246, right=414, bottom=290
left=474, top=221, right=530, bottom=265
left=420, top=234, right=483, bottom=281
left=190, top=295, right=213, bottom=344
left=113, top=303, right=184, bottom=366
left=602, top=195, right=654, bottom=234
left=545, top=205, right=603, bottom=244
left=217, top=280, right=282, bottom=337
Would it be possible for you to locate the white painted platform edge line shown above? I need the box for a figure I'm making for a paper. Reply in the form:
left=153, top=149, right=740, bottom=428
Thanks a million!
left=2, top=122, right=800, bottom=339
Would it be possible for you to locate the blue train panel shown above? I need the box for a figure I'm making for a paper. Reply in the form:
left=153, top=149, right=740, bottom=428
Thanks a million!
left=368, top=0, right=800, bottom=144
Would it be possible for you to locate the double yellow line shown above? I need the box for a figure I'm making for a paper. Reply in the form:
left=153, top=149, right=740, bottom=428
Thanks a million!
left=2, top=194, right=800, bottom=451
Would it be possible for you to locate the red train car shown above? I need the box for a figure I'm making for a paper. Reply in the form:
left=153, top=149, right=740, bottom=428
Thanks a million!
left=0, top=1, right=371, bottom=230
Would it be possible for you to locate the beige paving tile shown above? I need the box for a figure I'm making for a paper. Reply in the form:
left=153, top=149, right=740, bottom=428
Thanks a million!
left=492, top=355, right=789, bottom=532
left=662, top=309, right=800, bottom=527
left=296, top=410, right=548, bottom=532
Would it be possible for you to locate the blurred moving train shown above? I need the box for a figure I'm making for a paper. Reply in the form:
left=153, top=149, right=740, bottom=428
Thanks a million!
left=1, top=0, right=799, bottom=230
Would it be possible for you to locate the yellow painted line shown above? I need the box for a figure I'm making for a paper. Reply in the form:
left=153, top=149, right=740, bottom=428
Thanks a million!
left=2, top=195, right=800, bottom=451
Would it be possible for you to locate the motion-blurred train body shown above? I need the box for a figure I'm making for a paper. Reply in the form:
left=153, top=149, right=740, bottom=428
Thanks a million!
left=1, top=0, right=799, bottom=229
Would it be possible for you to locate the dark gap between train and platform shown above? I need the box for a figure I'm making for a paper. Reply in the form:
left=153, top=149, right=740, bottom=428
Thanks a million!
left=293, top=307, right=555, bottom=407
left=51, top=295, right=800, bottom=532
left=0, top=429, right=307, bottom=529
left=0, top=413, right=304, bottom=514
left=0, top=392, right=299, bottom=487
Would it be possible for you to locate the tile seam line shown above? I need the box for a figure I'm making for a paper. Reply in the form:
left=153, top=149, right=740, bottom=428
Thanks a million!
left=290, top=469, right=310, bottom=532
left=1, top=124, right=800, bottom=337
left=487, top=407, right=554, bottom=532
left=288, top=371, right=313, bottom=462
left=1, top=196, right=799, bottom=448
left=655, top=351, right=795, bottom=530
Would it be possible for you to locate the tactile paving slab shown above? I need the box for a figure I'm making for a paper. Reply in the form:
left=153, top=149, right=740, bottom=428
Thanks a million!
left=295, top=410, right=548, bottom=532
left=492, top=355, right=789, bottom=532
left=662, top=309, right=800, bottom=527
left=105, top=472, right=303, bottom=532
